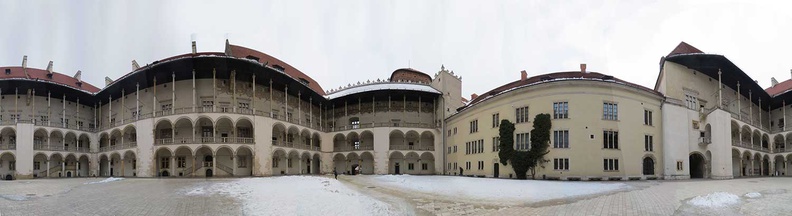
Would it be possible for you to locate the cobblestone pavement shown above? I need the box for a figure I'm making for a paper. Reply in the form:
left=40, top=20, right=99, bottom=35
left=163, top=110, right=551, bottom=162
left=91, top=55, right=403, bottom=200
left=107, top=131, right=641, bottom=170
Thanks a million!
left=341, top=176, right=792, bottom=216
left=0, top=178, right=242, bottom=216
left=3, top=177, right=792, bottom=216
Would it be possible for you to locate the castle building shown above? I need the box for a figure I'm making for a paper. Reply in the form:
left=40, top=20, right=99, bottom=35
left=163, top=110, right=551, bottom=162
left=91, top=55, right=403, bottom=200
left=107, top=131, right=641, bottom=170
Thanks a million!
left=0, top=41, right=783, bottom=180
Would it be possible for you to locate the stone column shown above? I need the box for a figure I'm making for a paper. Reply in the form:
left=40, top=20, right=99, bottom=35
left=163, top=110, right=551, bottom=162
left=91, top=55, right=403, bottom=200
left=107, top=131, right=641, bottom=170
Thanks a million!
left=171, top=156, right=175, bottom=177
left=46, top=160, right=50, bottom=178
left=232, top=155, right=237, bottom=176
left=121, top=160, right=125, bottom=177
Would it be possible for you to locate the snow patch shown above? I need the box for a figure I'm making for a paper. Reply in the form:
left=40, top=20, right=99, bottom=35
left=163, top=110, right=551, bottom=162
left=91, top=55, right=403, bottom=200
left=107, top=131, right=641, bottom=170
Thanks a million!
left=688, top=192, right=741, bottom=207
left=84, top=177, right=124, bottom=185
left=744, top=192, right=762, bottom=198
left=185, top=176, right=399, bottom=215
left=367, top=175, right=628, bottom=204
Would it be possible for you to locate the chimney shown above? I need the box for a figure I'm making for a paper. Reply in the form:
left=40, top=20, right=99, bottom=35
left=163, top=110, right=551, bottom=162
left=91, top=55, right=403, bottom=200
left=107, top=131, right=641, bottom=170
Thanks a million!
left=790, top=69, right=792, bottom=79
left=46, top=61, right=53, bottom=73
left=105, top=77, right=114, bottom=86
left=191, top=41, right=197, bottom=54
left=772, top=77, right=779, bottom=86
left=74, top=70, right=82, bottom=81
left=132, top=60, right=140, bottom=70
left=520, top=70, right=527, bottom=81
left=471, top=93, right=478, bottom=100
left=580, top=63, right=587, bottom=73
left=21, top=56, right=27, bottom=69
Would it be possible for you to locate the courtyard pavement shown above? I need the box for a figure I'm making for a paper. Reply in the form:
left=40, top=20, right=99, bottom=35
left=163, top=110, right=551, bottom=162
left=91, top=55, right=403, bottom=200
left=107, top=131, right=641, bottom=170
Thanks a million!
left=2, top=176, right=792, bottom=215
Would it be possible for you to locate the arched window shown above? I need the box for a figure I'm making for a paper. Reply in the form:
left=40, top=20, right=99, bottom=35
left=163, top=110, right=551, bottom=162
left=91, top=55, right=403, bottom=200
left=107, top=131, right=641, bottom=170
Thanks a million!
left=643, top=157, right=655, bottom=175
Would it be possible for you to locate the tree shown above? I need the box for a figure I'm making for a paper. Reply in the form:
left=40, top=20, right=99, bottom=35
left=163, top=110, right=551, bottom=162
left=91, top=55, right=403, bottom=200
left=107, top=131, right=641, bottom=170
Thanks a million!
left=496, top=114, right=552, bottom=179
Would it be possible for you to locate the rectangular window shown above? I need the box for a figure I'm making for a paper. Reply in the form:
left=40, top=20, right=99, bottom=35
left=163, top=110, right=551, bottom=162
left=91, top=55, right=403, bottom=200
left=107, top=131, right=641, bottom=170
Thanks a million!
left=644, top=110, right=653, bottom=126
left=554, top=158, right=569, bottom=170
left=493, top=136, right=500, bottom=152
left=238, top=102, right=250, bottom=110
left=470, top=120, right=478, bottom=133
left=466, top=161, right=471, bottom=170
left=553, top=102, right=569, bottom=119
left=447, top=147, right=452, bottom=154
left=34, top=162, right=41, bottom=170
left=447, top=130, right=451, bottom=137
left=177, top=157, right=186, bottom=168
left=603, top=130, right=619, bottom=149
left=685, top=95, right=699, bottom=110
left=408, top=163, right=415, bottom=170
left=645, top=135, right=654, bottom=152
left=604, top=158, right=619, bottom=171
left=161, top=103, right=173, bottom=112
left=603, top=102, right=618, bottom=120
left=492, top=113, right=500, bottom=128
left=553, top=130, right=569, bottom=148
left=422, top=163, right=428, bottom=170
left=454, top=145, right=457, bottom=153
left=453, top=127, right=457, bottom=134
left=288, top=158, right=292, bottom=168
left=515, top=106, right=529, bottom=123
left=160, top=157, right=170, bottom=169
left=516, top=133, right=530, bottom=150
left=677, top=161, right=684, bottom=171
left=466, top=142, right=470, bottom=155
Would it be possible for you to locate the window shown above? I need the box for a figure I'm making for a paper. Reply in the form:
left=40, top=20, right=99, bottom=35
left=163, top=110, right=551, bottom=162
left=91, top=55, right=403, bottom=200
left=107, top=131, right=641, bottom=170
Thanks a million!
left=239, top=102, right=250, bottom=110
left=298, top=78, right=310, bottom=85
left=516, top=133, right=530, bottom=150
left=553, top=102, right=569, bottom=119
left=676, top=161, right=684, bottom=171
left=408, top=163, right=415, bottom=170
left=554, top=158, right=569, bottom=170
left=469, top=120, right=478, bottom=133
left=447, top=147, right=452, bottom=154
left=553, top=130, right=569, bottom=148
left=161, top=103, right=172, bottom=112
left=466, top=161, right=471, bottom=170
left=780, top=118, right=785, bottom=129
left=177, top=157, right=186, bottom=168
left=603, top=102, right=618, bottom=120
left=350, top=117, right=360, bottom=129
left=10, top=114, right=19, bottom=121
left=422, top=163, right=428, bottom=170
left=34, top=162, right=41, bottom=170
left=685, top=95, right=698, bottom=110
left=39, top=115, right=49, bottom=124
left=160, top=129, right=173, bottom=139
left=478, top=161, right=484, bottom=170
left=161, top=157, right=170, bottom=169
left=492, top=136, right=500, bottom=152
left=273, top=158, right=279, bottom=168
left=644, top=110, right=653, bottom=126
left=604, top=158, right=619, bottom=171
left=77, top=121, right=84, bottom=129
left=516, top=106, right=529, bottom=123
left=466, top=142, right=470, bottom=155
left=453, top=145, right=457, bottom=153
left=287, top=112, right=293, bottom=122
left=644, top=135, right=654, bottom=152
left=202, top=100, right=214, bottom=110
left=603, top=130, right=619, bottom=149
left=288, top=158, right=292, bottom=168
left=453, top=127, right=457, bottom=134
left=492, top=113, right=500, bottom=128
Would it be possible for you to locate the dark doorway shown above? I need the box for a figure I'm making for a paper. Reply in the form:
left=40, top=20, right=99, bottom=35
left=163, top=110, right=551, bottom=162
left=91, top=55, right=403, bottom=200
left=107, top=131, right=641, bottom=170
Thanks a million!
left=395, top=163, right=400, bottom=174
left=109, top=168, right=113, bottom=177
left=161, top=170, right=170, bottom=177
left=493, top=163, right=499, bottom=178
left=67, top=171, right=72, bottom=177
left=4, top=174, right=11, bottom=180
left=689, top=154, right=705, bottom=178
left=643, top=157, right=655, bottom=175
left=763, top=158, right=770, bottom=176
left=206, top=169, right=213, bottom=177
left=351, top=164, right=359, bottom=175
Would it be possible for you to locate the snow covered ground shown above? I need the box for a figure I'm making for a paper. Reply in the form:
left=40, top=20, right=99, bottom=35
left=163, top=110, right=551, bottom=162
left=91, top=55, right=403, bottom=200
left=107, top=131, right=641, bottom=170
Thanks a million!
left=360, top=175, right=629, bottom=204
left=84, top=177, right=124, bottom=185
left=688, top=192, right=741, bottom=208
left=184, top=176, right=400, bottom=216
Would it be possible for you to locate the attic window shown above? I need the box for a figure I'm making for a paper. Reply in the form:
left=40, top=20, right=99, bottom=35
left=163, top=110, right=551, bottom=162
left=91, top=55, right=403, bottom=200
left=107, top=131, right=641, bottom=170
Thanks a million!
left=46, top=73, right=53, bottom=79
left=540, top=76, right=552, bottom=81
left=76, top=82, right=82, bottom=87
left=602, top=75, right=614, bottom=80
left=298, top=78, right=310, bottom=85
left=272, top=65, right=285, bottom=72
left=246, top=55, right=260, bottom=61
left=4, top=69, right=10, bottom=75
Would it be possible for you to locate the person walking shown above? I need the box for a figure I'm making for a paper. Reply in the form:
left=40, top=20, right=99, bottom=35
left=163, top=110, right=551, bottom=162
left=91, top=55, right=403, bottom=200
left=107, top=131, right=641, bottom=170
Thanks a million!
left=333, top=168, right=338, bottom=179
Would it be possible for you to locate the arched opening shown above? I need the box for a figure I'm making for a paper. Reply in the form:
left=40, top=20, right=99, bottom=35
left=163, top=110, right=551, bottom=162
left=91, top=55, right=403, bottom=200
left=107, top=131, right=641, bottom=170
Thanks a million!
left=64, top=132, right=77, bottom=151
left=301, top=152, right=311, bottom=174
left=174, top=118, right=193, bottom=144
left=196, top=117, right=214, bottom=143
left=689, top=153, right=705, bottom=179
left=174, top=146, right=193, bottom=177
left=236, top=118, right=254, bottom=143
left=332, top=153, right=346, bottom=175
left=287, top=150, right=300, bottom=174
left=312, top=153, right=321, bottom=174
left=155, top=119, right=173, bottom=144
left=360, top=131, right=374, bottom=150
left=360, top=152, right=375, bottom=174
left=404, top=152, right=420, bottom=175
left=731, top=149, right=741, bottom=177
left=389, top=152, right=404, bottom=174
left=753, top=153, right=762, bottom=176
left=78, top=134, right=90, bottom=152
left=419, top=152, right=435, bottom=175
left=78, top=155, right=89, bottom=177
left=272, top=123, right=286, bottom=146
left=286, top=127, right=299, bottom=147
left=64, top=154, right=77, bottom=177
left=236, top=146, right=254, bottom=176
left=300, top=129, right=311, bottom=149
left=110, top=153, right=122, bottom=177
left=349, top=117, right=360, bottom=129
left=33, top=128, right=48, bottom=150
left=110, top=129, right=122, bottom=150
left=743, top=152, right=751, bottom=176
left=774, top=155, right=785, bottom=176
left=642, top=156, right=655, bottom=175
left=774, top=135, right=784, bottom=153
left=155, top=148, right=173, bottom=177
left=730, top=121, right=739, bottom=146
left=195, top=146, right=214, bottom=177
left=740, top=126, right=751, bottom=147
left=123, top=151, right=137, bottom=177
left=98, top=154, right=108, bottom=177
left=347, top=132, right=360, bottom=151
left=333, top=133, right=346, bottom=151
left=124, top=125, right=137, bottom=148
left=762, top=134, right=770, bottom=150
left=312, top=133, right=322, bottom=151
left=389, top=130, right=405, bottom=150
left=99, top=133, right=109, bottom=151
left=50, top=130, right=64, bottom=151
left=752, top=130, right=761, bottom=148
left=272, top=149, right=287, bottom=175
left=215, top=117, right=234, bottom=143
left=0, top=128, right=16, bottom=150
left=420, top=131, right=435, bottom=151
left=347, top=152, right=360, bottom=175
left=0, top=152, right=16, bottom=179
left=215, top=147, right=234, bottom=176
left=33, top=153, right=48, bottom=178
left=405, top=131, right=419, bottom=150
left=763, top=155, right=770, bottom=176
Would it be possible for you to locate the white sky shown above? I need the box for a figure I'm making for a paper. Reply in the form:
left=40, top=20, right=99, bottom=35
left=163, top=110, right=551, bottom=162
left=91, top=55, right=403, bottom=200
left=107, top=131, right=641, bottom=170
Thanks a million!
left=1, top=0, right=791, bottom=98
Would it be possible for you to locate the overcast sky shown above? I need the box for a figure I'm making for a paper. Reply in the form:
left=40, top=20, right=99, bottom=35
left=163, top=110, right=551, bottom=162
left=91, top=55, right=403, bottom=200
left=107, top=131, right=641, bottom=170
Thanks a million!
left=1, top=0, right=791, bottom=98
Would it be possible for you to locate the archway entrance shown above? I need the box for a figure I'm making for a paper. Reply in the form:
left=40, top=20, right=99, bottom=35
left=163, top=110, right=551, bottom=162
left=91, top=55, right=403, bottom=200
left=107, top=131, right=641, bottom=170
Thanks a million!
left=204, top=155, right=213, bottom=177
left=395, top=163, right=400, bottom=174
left=643, top=157, right=655, bottom=175
left=690, top=154, right=705, bottom=178
left=205, top=169, right=213, bottom=177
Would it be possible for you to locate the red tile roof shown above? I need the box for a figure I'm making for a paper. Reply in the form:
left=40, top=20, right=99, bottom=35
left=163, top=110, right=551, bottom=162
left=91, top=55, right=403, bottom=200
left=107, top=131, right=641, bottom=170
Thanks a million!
left=466, top=71, right=661, bottom=106
left=766, top=79, right=792, bottom=96
left=0, top=66, right=101, bottom=93
left=227, top=44, right=326, bottom=95
left=667, top=41, right=704, bottom=56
